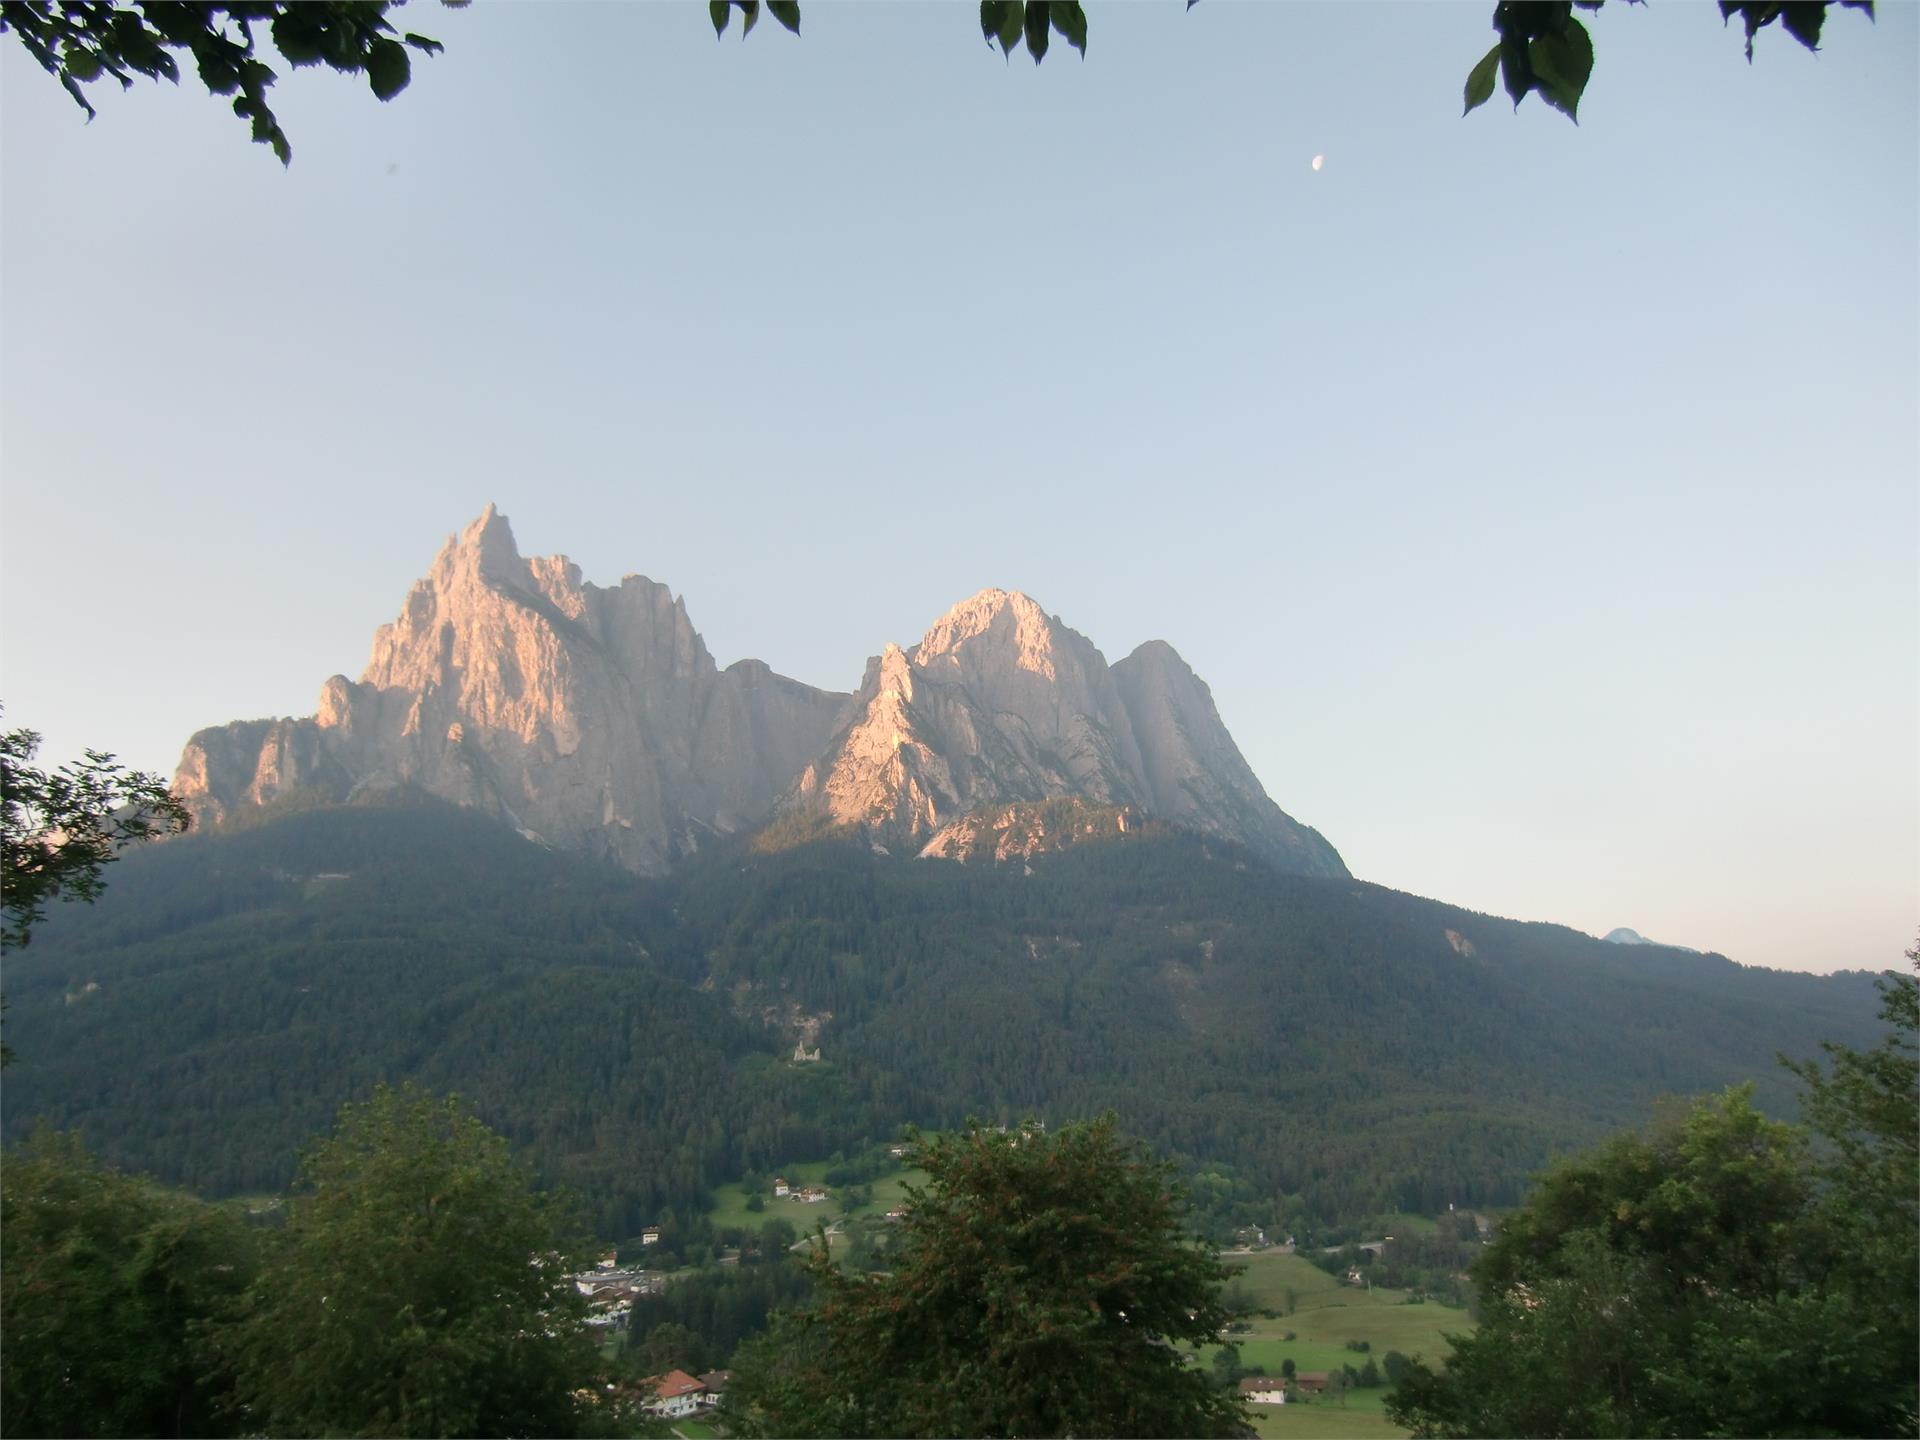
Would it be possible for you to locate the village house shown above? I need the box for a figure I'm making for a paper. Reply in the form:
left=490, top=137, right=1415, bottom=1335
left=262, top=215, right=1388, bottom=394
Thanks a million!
left=594, top=1248, right=618, bottom=1270
left=1294, top=1372, right=1330, bottom=1395
left=640, top=1226, right=661, bottom=1246
left=773, top=1177, right=790, bottom=1197
left=1238, top=1376, right=1288, bottom=1406
left=794, top=1185, right=829, bottom=1203
left=645, top=1370, right=707, bottom=1420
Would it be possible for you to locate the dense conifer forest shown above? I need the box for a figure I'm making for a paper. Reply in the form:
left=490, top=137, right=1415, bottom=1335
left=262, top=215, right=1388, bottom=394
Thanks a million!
left=2, top=792, right=1887, bottom=1236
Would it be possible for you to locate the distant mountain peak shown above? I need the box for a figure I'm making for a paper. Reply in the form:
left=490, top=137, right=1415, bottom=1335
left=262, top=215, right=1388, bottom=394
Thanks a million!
left=1602, top=926, right=1701, bottom=954
left=785, top=590, right=1347, bottom=879
left=175, top=511, right=1344, bottom=881
left=175, top=507, right=846, bottom=872
left=916, top=588, right=1063, bottom=679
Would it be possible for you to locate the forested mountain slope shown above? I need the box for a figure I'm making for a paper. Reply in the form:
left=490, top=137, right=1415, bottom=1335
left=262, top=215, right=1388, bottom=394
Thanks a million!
left=2, top=795, right=1885, bottom=1232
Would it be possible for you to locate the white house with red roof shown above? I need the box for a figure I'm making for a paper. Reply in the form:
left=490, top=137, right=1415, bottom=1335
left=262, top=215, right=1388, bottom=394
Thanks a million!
left=645, top=1369, right=707, bottom=1419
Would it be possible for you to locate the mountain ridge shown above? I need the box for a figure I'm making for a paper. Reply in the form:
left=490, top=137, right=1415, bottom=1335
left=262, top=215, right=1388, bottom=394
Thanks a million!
left=0, top=794, right=1888, bottom=1232
left=175, top=509, right=1344, bottom=878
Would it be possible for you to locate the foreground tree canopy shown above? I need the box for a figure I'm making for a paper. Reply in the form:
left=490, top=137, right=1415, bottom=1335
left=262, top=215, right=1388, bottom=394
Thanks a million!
left=212, top=1084, right=601, bottom=1438
left=0, top=1131, right=256, bottom=1438
left=724, top=1116, right=1248, bottom=1438
left=3, top=1088, right=611, bottom=1439
left=0, top=0, right=1876, bottom=164
left=1388, top=959, right=1920, bottom=1439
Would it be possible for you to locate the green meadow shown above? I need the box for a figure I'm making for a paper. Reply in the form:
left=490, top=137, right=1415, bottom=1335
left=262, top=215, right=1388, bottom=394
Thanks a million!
left=704, top=1159, right=926, bottom=1233
left=1205, top=1249, right=1474, bottom=1440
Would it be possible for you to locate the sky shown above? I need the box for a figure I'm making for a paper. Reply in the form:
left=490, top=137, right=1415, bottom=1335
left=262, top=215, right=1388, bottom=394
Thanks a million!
left=3, top=2, right=1914, bottom=975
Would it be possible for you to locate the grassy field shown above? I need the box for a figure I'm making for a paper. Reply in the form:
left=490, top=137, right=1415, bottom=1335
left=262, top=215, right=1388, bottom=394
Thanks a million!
left=1220, top=1249, right=1403, bottom=1312
left=704, top=1159, right=925, bottom=1233
left=1205, top=1249, right=1472, bottom=1440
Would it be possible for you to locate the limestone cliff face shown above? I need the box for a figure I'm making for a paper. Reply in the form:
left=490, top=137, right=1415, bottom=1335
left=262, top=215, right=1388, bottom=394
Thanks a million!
left=177, top=515, right=1345, bottom=881
left=1110, top=640, right=1346, bottom=878
left=787, top=589, right=1348, bottom=879
left=174, top=506, right=848, bottom=873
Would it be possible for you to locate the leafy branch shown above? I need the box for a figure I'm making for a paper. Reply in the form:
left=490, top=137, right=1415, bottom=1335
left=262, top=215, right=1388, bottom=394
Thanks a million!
left=0, top=1, right=451, bottom=164
left=1464, top=0, right=1874, bottom=124
left=1, top=717, right=191, bottom=950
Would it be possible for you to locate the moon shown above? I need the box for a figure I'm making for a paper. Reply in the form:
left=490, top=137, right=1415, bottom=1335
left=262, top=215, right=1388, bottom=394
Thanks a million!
left=1311, top=154, right=1325, bottom=172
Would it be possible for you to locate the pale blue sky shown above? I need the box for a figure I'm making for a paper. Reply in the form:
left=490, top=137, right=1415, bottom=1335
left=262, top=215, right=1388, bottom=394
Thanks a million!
left=4, top=2, right=1914, bottom=974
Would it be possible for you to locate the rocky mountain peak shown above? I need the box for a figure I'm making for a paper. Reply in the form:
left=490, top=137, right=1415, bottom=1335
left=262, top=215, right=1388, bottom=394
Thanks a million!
left=786, top=590, right=1347, bottom=879
left=174, top=510, right=1344, bottom=882
left=915, top=588, right=1062, bottom=680
left=174, top=508, right=846, bottom=872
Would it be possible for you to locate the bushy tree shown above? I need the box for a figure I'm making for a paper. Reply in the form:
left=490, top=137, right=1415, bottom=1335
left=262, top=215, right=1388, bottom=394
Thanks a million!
left=1388, top=962, right=1920, bottom=1439
left=1, top=718, right=189, bottom=952
left=1, top=1131, right=256, bottom=1438
left=724, top=1116, right=1247, bottom=1438
left=213, top=1084, right=598, bottom=1438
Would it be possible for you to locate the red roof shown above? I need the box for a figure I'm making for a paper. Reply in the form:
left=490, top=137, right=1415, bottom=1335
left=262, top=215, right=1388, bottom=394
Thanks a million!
left=652, top=1369, right=705, bottom=1399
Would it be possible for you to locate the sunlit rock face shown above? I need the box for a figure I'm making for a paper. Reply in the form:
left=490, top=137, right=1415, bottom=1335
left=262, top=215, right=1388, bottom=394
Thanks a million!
left=177, top=512, right=1344, bottom=880
left=787, top=589, right=1348, bottom=880
left=174, top=506, right=848, bottom=873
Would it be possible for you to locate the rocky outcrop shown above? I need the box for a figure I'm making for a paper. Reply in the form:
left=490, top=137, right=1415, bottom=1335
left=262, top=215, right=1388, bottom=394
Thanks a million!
left=177, top=515, right=1345, bottom=881
left=1111, top=639, right=1346, bottom=878
left=786, top=589, right=1348, bottom=879
left=175, top=506, right=848, bottom=873
left=918, top=798, right=1151, bottom=863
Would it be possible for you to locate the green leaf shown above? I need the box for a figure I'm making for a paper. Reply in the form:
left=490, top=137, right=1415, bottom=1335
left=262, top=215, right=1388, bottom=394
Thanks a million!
left=768, top=1, right=801, bottom=34
left=272, top=11, right=327, bottom=65
left=402, top=33, right=444, bottom=57
left=1499, top=30, right=1533, bottom=105
left=365, top=37, right=409, bottom=100
left=59, top=70, right=99, bottom=119
left=991, top=0, right=1025, bottom=56
left=1780, top=1, right=1826, bottom=48
left=710, top=0, right=730, bottom=39
left=738, top=0, right=760, bottom=35
left=1528, top=16, right=1592, bottom=120
left=1050, top=0, right=1087, bottom=56
left=194, top=49, right=240, bottom=96
left=64, top=48, right=103, bottom=84
left=1463, top=42, right=1500, bottom=113
left=1025, top=0, right=1050, bottom=61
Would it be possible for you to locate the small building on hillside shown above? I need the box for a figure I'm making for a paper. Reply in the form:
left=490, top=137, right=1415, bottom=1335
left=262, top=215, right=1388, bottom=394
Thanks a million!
left=641, top=1226, right=661, bottom=1246
left=1294, top=1372, right=1330, bottom=1395
left=773, top=1177, right=790, bottom=1197
left=645, top=1370, right=706, bottom=1420
left=1239, top=1377, right=1288, bottom=1406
